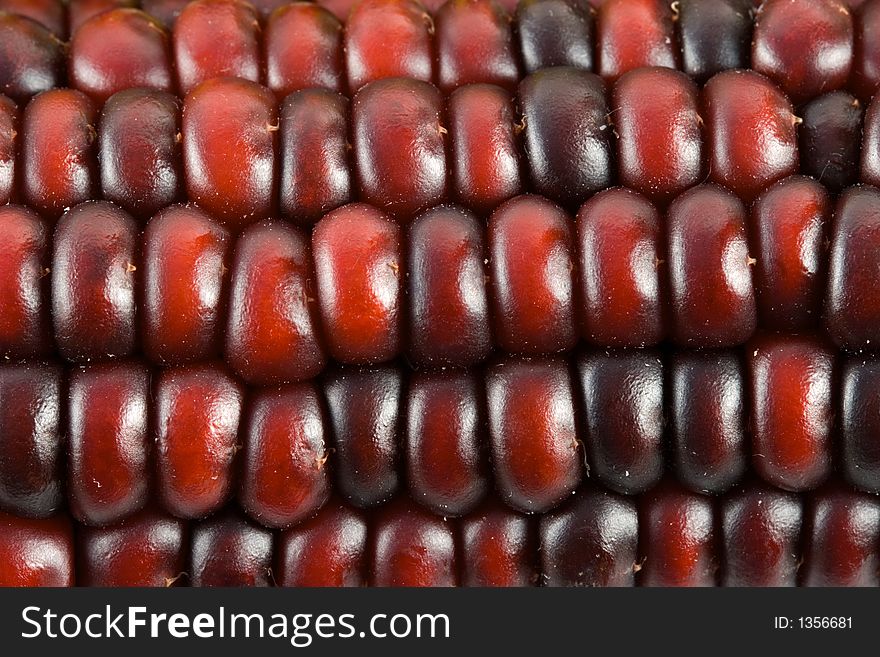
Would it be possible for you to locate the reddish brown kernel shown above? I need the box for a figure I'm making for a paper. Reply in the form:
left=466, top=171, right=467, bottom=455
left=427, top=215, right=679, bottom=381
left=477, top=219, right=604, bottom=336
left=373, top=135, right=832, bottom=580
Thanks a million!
left=461, top=498, right=535, bottom=587
left=752, top=0, right=853, bottom=105
left=406, top=371, right=489, bottom=516
left=596, top=0, right=677, bottom=82
left=639, top=479, right=717, bottom=587
left=190, top=510, right=273, bottom=587
left=801, top=481, right=880, bottom=587
left=51, top=201, right=138, bottom=362
left=68, top=361, right=150, bottom=527
left=750, top=176, right=830, bottom=332
left=69, top=9, right=173, bottom=105
left=799, top=92, right=863, bottom=193
left=667, top=184, right=757, bottom=347
left=407, top=205, right=493, bottom=368
left=352, top=77, right=447, bottom=221
left=173, top=0, right=261, bottom=95
left=143, top=205, right=230, bottom=365
left=0, top=512, right=73, bottom=586
left=612, top=67, right=703, bottom=205
left=703, top=70, right=799, bottom=203
left=21, top=88, right=98, bottom=219
left=265, top=3, right=344, bottom=97
left=225, top=221, right=325, bottom=385
left=860, top=94, right=880, bottom=186
left=435, top=0, right=519, bottom=94
left=344, top=0, right=433, bottom=93
left=721, top=480, right=802, bottom=586
left=670, top=350, right=747, bottom=494
left=489, top=195, right=578, bottom=355
left=676, top=0, right=753, bottom=84
left=577, top=349, right=664, bottom=495
left=0, top=0, right=66, bottom=37
left=825, top=185, right=880, bottom=349
left=486, top=357, right=582, bottom=514
left=0, top=206, right=52, bottom=359
left=576, top=188, right=665, bottom=347
left=182, top=77, right=277, bottom=231
left=99, top=89, right=182, bottom=221
left=447, top=84, right=522, bottom=214
left=0, top=94, right=14, bottom=205
left=516, top=0, right=594, bottom=74
left=540, top=485, right=638, bottom=587
left=313, top=204, right=402, bottom=364
left=371, top=496, right=458, bottom=587
left=840, top=355, right=880, bottom=493
left=0, top=13, right=64, bottom=105
left=239, top=383, right=331, bottom=529
left=276, top=497, right=367, bottom=587
left=77, top=506, right=187, bottom=587
left=278, top=88, right=351, bottom=225
left=748, top=333, right=834, bottom=492
left=68, top=0, right=136, bottom=34
left=518, top=67, right=613, bottom=208
left=851, top=0, right=880, bottom=102
left=155, top=363, right=243, bottom=519
left=323, top=365, right=402, bottom=508
left=0, top=363, right=62, bottom=518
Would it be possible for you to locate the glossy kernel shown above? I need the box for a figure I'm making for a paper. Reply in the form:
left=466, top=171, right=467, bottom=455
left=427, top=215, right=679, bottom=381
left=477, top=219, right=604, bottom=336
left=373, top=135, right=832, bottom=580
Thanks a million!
left=371, top=497, right=458, bottom=587
left=352, top=77, right=447, bottom=221
left=612, top=67, right=703, bottom=205
left=323, top=365, right=402, bottom=508
left=406, top=371, right=489, bottom=516
left=448, top=84, right=522, bottom=214
left=0, top=363, right=62, bottom=518
left=68, top=8, right=173, bottom=105
left=278, top=88, right=351, bottom=225
left=68, top=361, right=150, bottom=526
left=703, top=70, right=799, bottom=203
left=408, top=205, right=493, bottom=368
left=143, top=204, right=230, bottom=365
left=77, top=506, right=187, bottom=587
left=461, top=499, right=535, bottom=587
left=344, top=0, right=433, bottom=93
left=639, top=479, right=716, bottom=587
left=225, top=220, right=325, bottom=385
left=752, top=0, right=854, bottom=105
left=516, top=0, right=594, bottom=74
left=276, top=498, right=367, bottom=587
left=750, top=176, right=830, bottom=332
left=539, top=485, right=638, bottom=587
left=596, top=0, right=677, bottom=82
left=182, top=77, right=277, bottom=232
left=0, top=512, right=73, bottom=586
left=667, top=184, right=757, bottom=347
left=265, top=2, right=344, bottom=97
left=21, top=89, right=98, bottom=220
left=239, top=383, right=331, bottom=529
left=486, top=357, right=582, bottom=514
left=313, top=204, right=402, bottom=364
left=576, top=188, right=665, bottom=347
left=489, top=195, right=578, bottom=355
left=173, top=0, right=260, bottom=95
left=0, top=206, right=52, bottom=359
left=51, top=201, right=139, bottom=362
left=577, top=349, right=664, bottom=495
left=98, top=88, right=183, bottom=221
left=518, top=67, right=613, bottom=208
left=155, top=363, right=243, bottom=519
left=721, top=480, right=802, bottom=586
left=748, top=333, right=834, bottom=492
left=435, top=0, right=519, bottom=93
